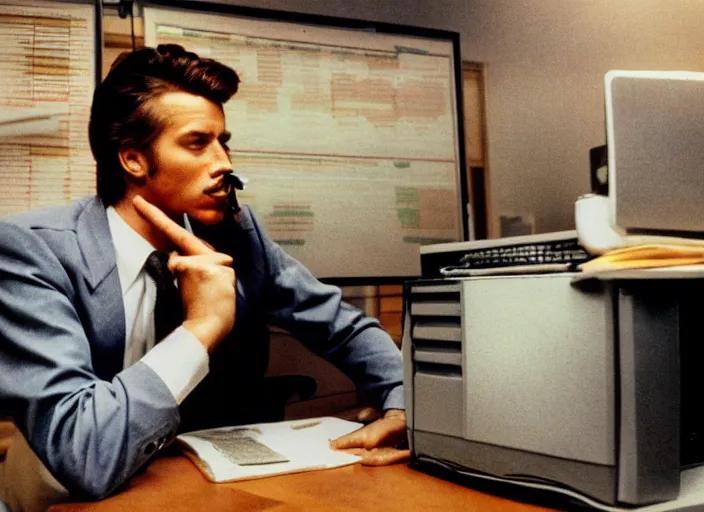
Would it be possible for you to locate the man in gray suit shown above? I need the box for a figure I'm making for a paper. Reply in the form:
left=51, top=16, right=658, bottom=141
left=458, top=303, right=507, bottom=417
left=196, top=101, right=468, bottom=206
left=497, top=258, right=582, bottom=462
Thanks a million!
left=0, top=44, right=407, bottom=511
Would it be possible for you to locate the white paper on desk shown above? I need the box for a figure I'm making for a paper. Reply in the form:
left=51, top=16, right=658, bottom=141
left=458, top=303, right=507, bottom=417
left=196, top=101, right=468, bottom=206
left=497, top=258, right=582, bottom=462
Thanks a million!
left=177, top=416, right=362, bottom=483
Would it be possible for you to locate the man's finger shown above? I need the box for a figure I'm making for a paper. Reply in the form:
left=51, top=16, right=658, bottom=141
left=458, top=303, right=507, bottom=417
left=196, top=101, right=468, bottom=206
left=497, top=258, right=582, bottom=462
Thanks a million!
left=329, top=427, right=370, bottom=450
left=167, top=253, right=234, bottom=273
left=333, top=446, right=410, bottom=466
left=330, top=418, right=407, bottom=451
left=133, top=195, right=213, bottom=256
left=359, top=448, right=411, bottom=467
left=333, top=447, right=365, bottom=457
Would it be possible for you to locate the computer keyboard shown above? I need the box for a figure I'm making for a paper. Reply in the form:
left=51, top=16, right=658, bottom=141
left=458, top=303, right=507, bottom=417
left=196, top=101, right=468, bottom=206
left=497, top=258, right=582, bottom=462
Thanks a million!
left=420, top=231, right=593, bottom=277
left=451, top=239, right=590, bottom=269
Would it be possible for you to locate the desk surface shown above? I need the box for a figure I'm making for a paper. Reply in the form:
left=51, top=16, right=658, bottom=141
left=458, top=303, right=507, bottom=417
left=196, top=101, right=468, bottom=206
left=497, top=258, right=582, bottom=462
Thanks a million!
left=49, top=456, right=559, bottom=512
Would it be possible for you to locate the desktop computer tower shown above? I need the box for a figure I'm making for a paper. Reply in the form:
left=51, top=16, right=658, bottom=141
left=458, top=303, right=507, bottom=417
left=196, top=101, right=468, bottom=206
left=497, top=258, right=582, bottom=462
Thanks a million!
left=403, top=273, right=704, bottom=506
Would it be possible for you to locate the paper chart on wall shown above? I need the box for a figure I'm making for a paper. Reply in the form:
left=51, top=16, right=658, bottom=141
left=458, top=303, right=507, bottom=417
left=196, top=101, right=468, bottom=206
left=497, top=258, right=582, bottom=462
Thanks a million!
left=0, top=0, right=96, bottom=216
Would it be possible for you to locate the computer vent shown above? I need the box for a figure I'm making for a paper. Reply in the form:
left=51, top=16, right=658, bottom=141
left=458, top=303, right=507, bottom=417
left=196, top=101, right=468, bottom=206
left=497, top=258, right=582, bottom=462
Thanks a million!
left=407, top=282, right=465, bottom=438
left=409, top=283, right=462, bottom=376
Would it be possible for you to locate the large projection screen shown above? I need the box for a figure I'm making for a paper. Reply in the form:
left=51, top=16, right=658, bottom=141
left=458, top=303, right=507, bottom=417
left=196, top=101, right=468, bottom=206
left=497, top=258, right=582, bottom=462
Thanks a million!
left=143, top=2, right=467, bottom=283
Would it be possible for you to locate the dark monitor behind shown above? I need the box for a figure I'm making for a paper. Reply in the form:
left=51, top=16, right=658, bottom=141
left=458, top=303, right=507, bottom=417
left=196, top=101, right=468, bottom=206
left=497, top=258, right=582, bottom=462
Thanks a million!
left=142, top=0, right=468, bottom=284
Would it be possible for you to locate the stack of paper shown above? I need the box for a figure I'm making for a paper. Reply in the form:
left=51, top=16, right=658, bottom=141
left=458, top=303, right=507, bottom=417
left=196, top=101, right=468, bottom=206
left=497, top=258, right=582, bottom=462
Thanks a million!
left=177, top=416, right=362, bottom=483
left=579, top=244, right=704, bottom=273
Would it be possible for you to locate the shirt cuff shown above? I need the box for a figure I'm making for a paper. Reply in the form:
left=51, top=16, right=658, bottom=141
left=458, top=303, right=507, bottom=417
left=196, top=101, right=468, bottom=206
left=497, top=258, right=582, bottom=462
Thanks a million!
left=140, top=326, right=209, bottom=405
left=382, top=385, right=405, bottom=411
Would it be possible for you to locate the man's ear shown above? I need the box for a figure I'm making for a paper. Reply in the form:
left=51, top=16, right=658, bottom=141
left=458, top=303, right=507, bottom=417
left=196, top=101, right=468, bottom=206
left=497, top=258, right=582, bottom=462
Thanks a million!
left=118, top=147, right=149, bottom=179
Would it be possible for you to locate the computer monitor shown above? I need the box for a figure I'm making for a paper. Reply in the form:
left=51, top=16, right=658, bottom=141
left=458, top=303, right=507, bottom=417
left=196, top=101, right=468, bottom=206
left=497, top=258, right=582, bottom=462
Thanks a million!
left=141, top=0, right=469, bottom=285
left=605, top=70, right=704, bottom=236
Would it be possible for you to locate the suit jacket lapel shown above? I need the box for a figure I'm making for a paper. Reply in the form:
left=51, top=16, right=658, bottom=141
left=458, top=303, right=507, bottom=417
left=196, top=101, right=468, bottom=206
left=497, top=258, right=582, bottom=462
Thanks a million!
left=76, top=196, right=126, bottom=379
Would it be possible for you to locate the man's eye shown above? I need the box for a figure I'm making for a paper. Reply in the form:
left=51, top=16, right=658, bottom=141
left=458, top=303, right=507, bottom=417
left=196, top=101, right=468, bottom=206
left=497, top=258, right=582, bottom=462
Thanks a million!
left=188, top=139, right=207, bottom=150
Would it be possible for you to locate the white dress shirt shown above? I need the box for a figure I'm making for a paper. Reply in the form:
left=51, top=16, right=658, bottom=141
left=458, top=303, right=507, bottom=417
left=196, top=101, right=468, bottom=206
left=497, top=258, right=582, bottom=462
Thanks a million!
left=106, top=207, right=209, bottom=404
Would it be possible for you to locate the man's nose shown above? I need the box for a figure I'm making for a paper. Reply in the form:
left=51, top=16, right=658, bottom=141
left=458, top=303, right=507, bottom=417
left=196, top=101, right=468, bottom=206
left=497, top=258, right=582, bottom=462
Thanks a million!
left=210, top=141, right=232, bottom=172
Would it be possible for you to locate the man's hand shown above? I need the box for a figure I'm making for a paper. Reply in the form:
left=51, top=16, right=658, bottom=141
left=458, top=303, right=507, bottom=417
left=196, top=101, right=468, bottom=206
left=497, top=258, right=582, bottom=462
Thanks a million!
left=133, top=196, right=236, bottom=352
left=329, top=409, right=410, bottom=466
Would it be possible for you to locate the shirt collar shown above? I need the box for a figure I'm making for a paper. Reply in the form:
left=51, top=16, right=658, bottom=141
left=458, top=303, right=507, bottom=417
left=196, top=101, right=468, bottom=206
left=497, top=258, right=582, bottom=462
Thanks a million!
left=106, top=206, right=157, bottom=296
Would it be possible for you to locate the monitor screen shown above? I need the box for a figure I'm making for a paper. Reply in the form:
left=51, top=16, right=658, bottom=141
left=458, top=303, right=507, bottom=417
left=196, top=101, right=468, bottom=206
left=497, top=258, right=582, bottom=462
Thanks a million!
left=143, top=1, right=468, bottom=283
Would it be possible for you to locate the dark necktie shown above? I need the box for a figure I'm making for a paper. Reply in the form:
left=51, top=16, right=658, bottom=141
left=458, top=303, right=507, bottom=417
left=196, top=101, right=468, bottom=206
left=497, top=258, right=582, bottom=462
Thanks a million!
left=144, top=250, right=184, bottom=342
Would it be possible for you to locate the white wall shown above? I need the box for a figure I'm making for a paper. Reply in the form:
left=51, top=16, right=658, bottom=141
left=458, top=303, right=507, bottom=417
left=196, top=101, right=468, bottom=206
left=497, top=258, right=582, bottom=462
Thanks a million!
left=462, top=0, right=704, bottom=234
left=189, top=0, right=704, bottom=234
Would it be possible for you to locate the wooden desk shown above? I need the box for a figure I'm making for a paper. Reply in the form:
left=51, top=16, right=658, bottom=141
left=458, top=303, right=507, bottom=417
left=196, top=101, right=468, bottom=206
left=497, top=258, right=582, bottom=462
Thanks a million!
left=49, top=457, right=558, bottom=512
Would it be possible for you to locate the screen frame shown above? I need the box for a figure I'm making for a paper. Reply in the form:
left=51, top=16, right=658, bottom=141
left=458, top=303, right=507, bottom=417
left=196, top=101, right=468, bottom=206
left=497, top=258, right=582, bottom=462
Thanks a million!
left=141, top=0, right=469, bottom=286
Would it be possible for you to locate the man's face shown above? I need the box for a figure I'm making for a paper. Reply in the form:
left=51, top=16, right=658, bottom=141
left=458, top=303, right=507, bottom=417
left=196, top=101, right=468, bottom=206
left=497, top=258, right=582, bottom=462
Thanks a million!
left=137, top=91, right=233, bottom=226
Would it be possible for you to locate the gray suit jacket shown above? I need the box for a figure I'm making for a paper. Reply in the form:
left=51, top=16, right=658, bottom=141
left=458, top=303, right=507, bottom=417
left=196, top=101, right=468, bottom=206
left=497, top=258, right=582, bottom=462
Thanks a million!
left=0, top=196, right=403, bottom=499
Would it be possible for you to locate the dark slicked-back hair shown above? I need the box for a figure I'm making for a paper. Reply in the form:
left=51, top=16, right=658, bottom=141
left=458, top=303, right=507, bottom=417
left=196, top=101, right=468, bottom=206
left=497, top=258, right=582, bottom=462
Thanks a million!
left=89, top=44, right=240, bottom=205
